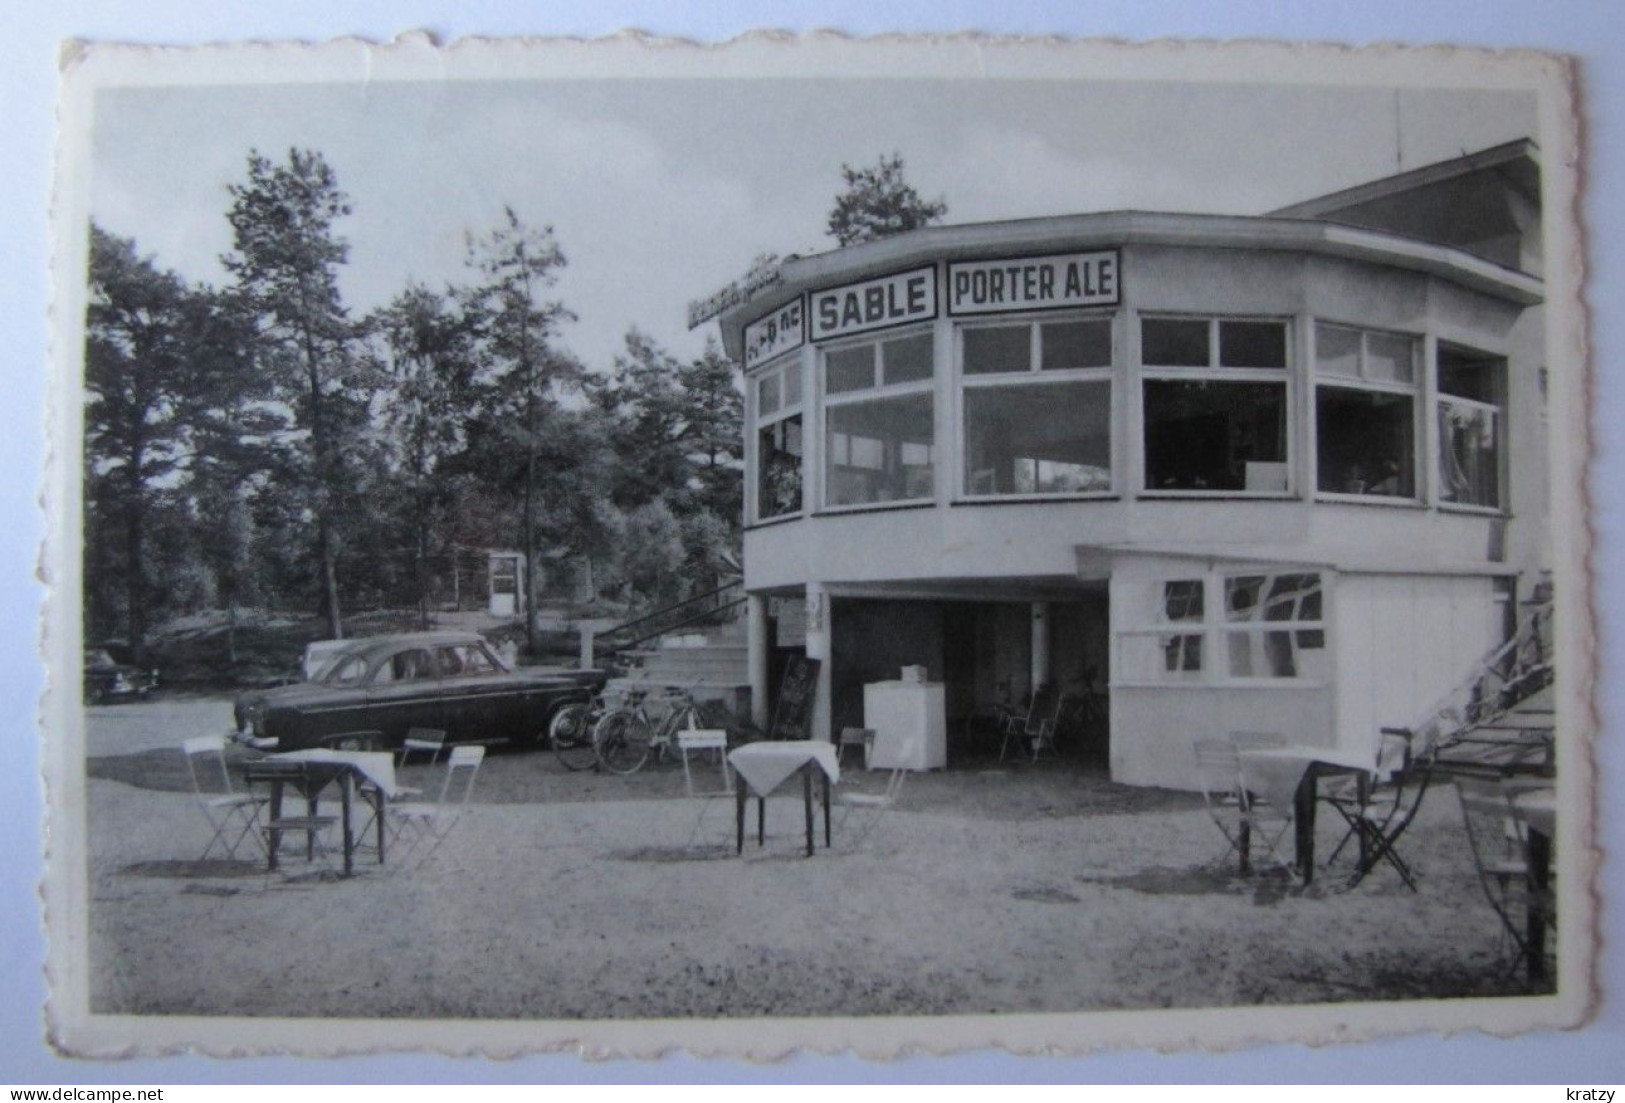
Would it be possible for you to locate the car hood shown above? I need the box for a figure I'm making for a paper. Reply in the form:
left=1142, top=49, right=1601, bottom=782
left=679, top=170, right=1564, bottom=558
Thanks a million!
left=236, top=666, right=606, bottom=709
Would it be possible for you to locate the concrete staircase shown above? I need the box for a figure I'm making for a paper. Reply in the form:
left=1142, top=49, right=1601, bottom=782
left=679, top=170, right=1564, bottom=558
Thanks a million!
left=606, top=616, right=751, bottom=716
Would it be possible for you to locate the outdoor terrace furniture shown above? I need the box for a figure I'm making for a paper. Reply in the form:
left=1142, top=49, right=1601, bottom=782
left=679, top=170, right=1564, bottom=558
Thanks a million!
left=1322, top=731, right=1417, bottom=889
left=394, top=745, right=485, bottom=870
left=836, top=727, right=876, bottom=770
left=1000, top=684, right=1061, bottom=764
left=241, top=759, right=340, bottom=872
left=245, top=749, right=399, bottom=876
left=727, top=741, right=839, bottom=857
left=1455, top=777, right=1554, bottom=980
left=834, top=740, right=915, bottom=847
left=181, top=735, right=269, bottom=861
left=677, top=725, right=733, bottom=799
left=397, top=727, right=447, bottom=769
left=1195, top=737, right=1291, bottom=875
left=1235, top=743, right=1379, bottom=884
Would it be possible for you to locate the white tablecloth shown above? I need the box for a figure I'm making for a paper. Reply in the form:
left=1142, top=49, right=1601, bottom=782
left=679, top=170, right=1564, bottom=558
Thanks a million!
left=280, top=749, right=399, bottom=798
left=1237, top=745, right=1375, bottom=811
left=727, top=742, right=840, bottom=798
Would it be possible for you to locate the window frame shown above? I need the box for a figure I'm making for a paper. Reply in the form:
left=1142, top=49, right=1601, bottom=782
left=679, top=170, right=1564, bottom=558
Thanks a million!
left=749, top=352, right=807, bottom=524
left=818, top=326, right=938, bottom=513
left=1311, top=321, right=1424, bottom=506
left=956, top=311, right=1117, bottom=502
left=1435, top=343, right=1508, bottom=516
left=1137, top=313, right=1295, bottom=499
left=1114, top=567, right=1332, bottom=689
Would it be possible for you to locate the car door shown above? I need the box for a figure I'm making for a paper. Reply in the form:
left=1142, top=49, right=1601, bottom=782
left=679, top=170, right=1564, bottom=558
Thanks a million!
left=431, top=643, right=501, bottom=743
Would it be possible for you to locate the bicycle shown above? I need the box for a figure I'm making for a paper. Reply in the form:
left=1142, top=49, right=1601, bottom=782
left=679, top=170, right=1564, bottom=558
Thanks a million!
left=591, top=685, right=706, bottom=775
left=548, top=695, right=606, bottom=772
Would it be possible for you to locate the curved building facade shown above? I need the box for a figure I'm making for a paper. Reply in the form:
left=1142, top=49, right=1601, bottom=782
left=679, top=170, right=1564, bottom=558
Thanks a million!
left=715, top=143, right=1547, bottom=789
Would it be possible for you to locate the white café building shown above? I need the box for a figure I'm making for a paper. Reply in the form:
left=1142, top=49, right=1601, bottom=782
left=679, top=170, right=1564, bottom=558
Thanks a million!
left=713, top=140, right=1548, bottom=790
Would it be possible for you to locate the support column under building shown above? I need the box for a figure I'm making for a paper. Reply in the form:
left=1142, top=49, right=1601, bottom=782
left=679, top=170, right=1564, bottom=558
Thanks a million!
left=747, top=592, right=770, bottom=729
left=1031, top=601, right=1052, bottom=690
left=805, top=582, right=832, bottom=742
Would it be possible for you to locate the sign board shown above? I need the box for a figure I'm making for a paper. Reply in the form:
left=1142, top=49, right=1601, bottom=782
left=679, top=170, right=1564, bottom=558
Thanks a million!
left=742, top=297, right=806, bottom=369
left=947, top=250, right=1121, bottom=315
left=809, top=266, right=937, bottom=342
left=769, top=655, right=821, bottom=741
left=687, top=256, right=782, bottom=329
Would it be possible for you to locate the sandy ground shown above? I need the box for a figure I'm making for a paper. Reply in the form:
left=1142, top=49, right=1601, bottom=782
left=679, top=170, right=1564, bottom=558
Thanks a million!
left=83, top=695, right=1548, bottom=1020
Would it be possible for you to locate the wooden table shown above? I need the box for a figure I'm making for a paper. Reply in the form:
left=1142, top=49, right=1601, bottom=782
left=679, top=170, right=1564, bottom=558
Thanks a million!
left=1238, top=746, right=1377, bottom=883
left=727, top=742, right=840, bottom=857
left=270, top=750, right=397, bottom=876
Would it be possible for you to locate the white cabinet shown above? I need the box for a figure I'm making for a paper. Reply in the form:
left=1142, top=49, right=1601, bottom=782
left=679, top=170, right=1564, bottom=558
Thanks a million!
left=862, top=681, right=948, bottom=770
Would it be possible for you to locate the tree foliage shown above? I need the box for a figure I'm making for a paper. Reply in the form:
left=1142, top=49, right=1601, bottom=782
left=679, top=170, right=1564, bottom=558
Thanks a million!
left=83, top=149, right=747, bottom=667
left=826, top=152, right=948, bottom=247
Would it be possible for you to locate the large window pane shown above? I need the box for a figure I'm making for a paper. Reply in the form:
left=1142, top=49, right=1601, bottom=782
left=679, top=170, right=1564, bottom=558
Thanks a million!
left=1143, top=380, right=1288, bottom=491
left=1437, top=346, right=1503, bottom=508
left=1141, top=318, right=1209, bottom=366
left=964, top=380, right=1111, bottom=495
left=963, top=326, right=1030, bottom=375
left=782, top=362, right=803, bottom=407
left=1041, top=319, right=1112, bottom=370
left=1219, top=321, right=1287, bottom=368
left=757, top=373, right=781, bottom=416
left=826, top=345, right=876, bottom=394
left=1315, top=324, right=1362, bottom=378
left=1364, top=333, right=1414, bottom=383
left=826, top=393, right=935, bottom=506
left=1316, top=386, right=1416, bottom=497
left=882, top=332, right=934, bottom=384
left=1439, top=402, right=1500, bottom=508
left=756, top=415, right=803, bottom=519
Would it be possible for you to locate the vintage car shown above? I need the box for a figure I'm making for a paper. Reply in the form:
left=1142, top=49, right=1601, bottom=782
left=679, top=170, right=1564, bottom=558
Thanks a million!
left=83, top=647, right=159, bottom=704
left=232, top=631, right=605, bottom=752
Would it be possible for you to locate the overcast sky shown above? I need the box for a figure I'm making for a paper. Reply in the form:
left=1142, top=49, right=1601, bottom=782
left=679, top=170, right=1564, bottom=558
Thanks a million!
left=89, top=78, right=1536, bottom=373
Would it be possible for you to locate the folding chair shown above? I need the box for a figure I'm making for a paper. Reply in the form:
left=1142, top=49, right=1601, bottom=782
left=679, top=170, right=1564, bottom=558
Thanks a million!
left=837, top=727, right=875, bottom=769
left=836, top=742, right=913, bottom=848
left=240, top=759, right=339, bottom=870
left=1196, top=738, right=1290, bottom=874
left=1322, top=731, right=1411, bottom=879
left=1455, top=777, right=1545, bottom=976
left=397, top=728, right=447, bottom=769
left=1000, top=685, right=1060, bottom=763
left=394, top=745, right=485, bottom=869
left=678, top=722, right=735, bottom=846
left=1337, top=732, right=1435, bottom=891
left=181, top=736, right=268, bottom=861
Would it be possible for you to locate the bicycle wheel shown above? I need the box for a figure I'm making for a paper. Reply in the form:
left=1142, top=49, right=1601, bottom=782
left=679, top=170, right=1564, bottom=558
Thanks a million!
left=594, top=709, right=653, bottom=775
left=549, top=702, right=598, bottom=772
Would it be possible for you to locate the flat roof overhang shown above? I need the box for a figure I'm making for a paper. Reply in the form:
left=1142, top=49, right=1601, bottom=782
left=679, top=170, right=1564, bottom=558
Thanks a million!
left=717, top=210, right=1543, bottom=361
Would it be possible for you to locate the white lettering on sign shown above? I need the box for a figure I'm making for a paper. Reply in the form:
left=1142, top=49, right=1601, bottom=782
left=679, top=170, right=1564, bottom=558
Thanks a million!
left=743, top=297, right=806, bottom=369
left=947, top=250, right=1121, bottom=315
left=810, top=266, right=937, bottom=341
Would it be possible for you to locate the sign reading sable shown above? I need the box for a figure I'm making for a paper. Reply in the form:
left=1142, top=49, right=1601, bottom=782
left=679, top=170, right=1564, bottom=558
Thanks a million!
left=743, top=297, right=806, bottom=369
left=810, top=266, right=937, bottom=341
left=948, top=250, right=1121, bottom=315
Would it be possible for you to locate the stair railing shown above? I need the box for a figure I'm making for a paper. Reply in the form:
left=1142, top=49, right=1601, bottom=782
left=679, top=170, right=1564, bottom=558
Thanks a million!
left=1406, top=600, right=1554, bottom=762
left=583, top=579, right=746, bottom=667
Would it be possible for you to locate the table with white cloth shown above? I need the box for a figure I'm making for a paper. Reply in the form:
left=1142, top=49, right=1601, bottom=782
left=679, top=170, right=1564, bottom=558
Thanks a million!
left=272, top=749, right=399, bottom=875
left=1236, top=745, right=1378, bottom=882
left=727, top=742, right=841, bottom=856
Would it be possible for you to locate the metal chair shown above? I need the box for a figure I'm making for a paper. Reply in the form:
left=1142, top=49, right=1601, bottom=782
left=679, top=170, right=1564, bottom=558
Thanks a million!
left=1000, top=685, right=1061, bottom=763
left=1455, top=777, right=1545, bottom=976
left=835, top=744, right=913, bottom=848
left=1196, top=738, right=1290, bottom=874
left=397, top=728, right=447, bottom=769
left=394, top=745, right=486, bottom=869
left=180, top=736, right=268, bottom=861
left=837, top=727, right=876, bottom=769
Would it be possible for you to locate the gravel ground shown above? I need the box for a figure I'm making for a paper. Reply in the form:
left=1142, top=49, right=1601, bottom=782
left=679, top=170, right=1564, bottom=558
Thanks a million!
left=83, top=695, right=1551, bottom=1020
